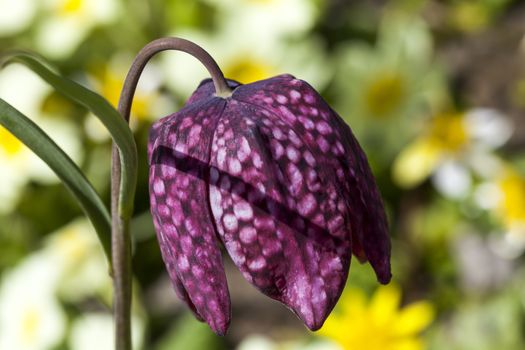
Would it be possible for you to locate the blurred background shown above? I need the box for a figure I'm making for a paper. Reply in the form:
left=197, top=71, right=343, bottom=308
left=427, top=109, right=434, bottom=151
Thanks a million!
left=1, top=0, right=525, bottom=349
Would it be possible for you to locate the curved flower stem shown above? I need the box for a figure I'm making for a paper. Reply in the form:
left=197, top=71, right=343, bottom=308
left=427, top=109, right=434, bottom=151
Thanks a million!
left=111, top=37, right=231, bottom=350
left=120, top=38, right=232, bottom=123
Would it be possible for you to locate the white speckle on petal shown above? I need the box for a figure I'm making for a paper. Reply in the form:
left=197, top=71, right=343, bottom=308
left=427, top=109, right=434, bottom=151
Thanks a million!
left=153, top=178, right=165, bottom=195
left=223, top=214, right=238, bottom=231
left=286, top=146, right=300, bottom=163
left=276, top=95, right=288, bottom=104
left=252, top=152, right=263, bottom=168
left=234, top=201, right=254, bottom=221
left=298, top=193, right=317, bottom=217
left=217, top=148, right=227, bottom=166
left=303, top=151, right=315, bottom=166
left=304, top=93, right=316, bottom=104
left=209, top=187, right=223, bottom=218
left=316, top=121, right=332, bottom=135
left=272, top=128, right=284, bottom=140
left=290, top=90, right=301, bottom=102
left=317, top=136, right=330, bottom=153
left=270, top=140, right=284, bottom=158
left=237, top=137, right=251, bottom=162
left=248, top=257, right=267, bottom=271
left=178, top=256, right=189, bottom=271
left=228, top=158, right=242, bottom=175
left=239, top=227, right=257, bottom=244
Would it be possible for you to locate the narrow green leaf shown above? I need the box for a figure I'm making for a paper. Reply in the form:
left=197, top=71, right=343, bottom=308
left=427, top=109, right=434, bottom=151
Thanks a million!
left=0, top=50, right=137, bottom=218
left=0, top=98, right=112, bottom=262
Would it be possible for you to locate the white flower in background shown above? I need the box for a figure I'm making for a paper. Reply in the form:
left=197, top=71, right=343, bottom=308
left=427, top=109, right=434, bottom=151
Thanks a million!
left=161, top=28, right=330, bottom=100
left=238, top=335, right=276, bottom=350
left=0, top=125, right=28, bottom=212
left=69, top=313, right=144, bottom=350
left=393, top=108, right=512, bottom=199
left=44, top=219, right=111, bottom=301
left=452, top=233, right=514, bottom=293
left=0, top=253, right=66, bottom=350
left=237, top=335, right=341, bottom=350
left=0, top=0, right=38, bottom=36
left=334, top=13, right=446, bottom=162
left=162, top=0, right=324, bottom=100
left=0, top=219, right=146, bottom=349
left=84, top=54, right=172, bottom=142
left=0, top=65, right=83, bottom=213
left=432, top=160, right=472, bottom=200
left=472, top=164, right=525, bottom=256
left=203, top=0, right=316, bottom=43
left=35, top=0, right=120, bottom=59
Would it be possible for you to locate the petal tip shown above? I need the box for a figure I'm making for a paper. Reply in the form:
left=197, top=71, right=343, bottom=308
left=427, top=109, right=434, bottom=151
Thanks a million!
left=304, top=317, right=327, bottom=332
left=376, top=263, right=392, bottom=285
left=210, top=321, right=230, bottom=336
left=287, top=297, right=334, bottom=333
left=202, top=298, right=231, bottom=336
left=200, top=306, right=230, bottom=336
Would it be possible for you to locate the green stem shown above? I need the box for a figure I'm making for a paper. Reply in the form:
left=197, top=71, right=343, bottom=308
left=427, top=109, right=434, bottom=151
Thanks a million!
left=111, top=37, right=230, bottom=350
left=111, top=151, right=132, bottom=350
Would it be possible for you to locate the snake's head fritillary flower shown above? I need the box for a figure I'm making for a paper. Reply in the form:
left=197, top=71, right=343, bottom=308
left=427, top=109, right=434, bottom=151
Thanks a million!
left=148, top=74, right=391, bottom=335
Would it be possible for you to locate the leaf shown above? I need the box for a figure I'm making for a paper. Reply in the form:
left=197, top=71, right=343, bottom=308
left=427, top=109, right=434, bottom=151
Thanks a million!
left=0, top=98, right=112, bottom=262
left=0, top=50, right=137, bottom=217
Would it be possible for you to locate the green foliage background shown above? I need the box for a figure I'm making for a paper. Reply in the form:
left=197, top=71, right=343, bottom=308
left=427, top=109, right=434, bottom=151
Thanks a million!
left=0, top=0, right=525, bottom=349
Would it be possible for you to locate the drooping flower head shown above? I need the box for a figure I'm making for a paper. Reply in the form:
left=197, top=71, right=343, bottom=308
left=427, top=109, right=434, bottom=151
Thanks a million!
left=148, top=74, right=391, bottom=335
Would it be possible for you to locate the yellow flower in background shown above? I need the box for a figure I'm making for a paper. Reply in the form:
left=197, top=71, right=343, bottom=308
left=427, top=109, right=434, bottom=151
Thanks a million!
left=0, top=219, right=145, bottom=349
left=161, top=29, right=278, bottom=98
left=319, top=285, right=434, bottom=350
left=364, top=71, right=406, bottom=119
left=426, top=113, right=469, bottom=152
left=393, top=112, right=469, bottom=188
left=161, top=27, right=330, bottom=101
left=0, top=253, right=65, bottom=350
left=337, top=13, right=438, bottom=120
left=84, top=56, right=170, bottom=141
left=93, top=65, right=152, bottom=121
left=223, top=55, right=276, bottom=84
left=0, top=125, right=24, bottom=159
left=393, top=108, right=512, bottom=199
left=44, top=219, right=110, bottom=302
left=205, top=0, right=316, bottom=43
left=0, top=65, right=83, bottom=213
left=163, top=0, right=326, bottom=98
left=472, top=163, right=525, bottom=257
left=497, top=167, right=525, bottom=228
left=35, top=0, right=119, bottom=59
left=334, top=13, right=447, bottom=163
left=493, top=167, right=525, bottom=255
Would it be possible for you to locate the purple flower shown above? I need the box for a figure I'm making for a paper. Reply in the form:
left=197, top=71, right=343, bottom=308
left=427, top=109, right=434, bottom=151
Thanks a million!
left=148, top=74, right=391, bottom=335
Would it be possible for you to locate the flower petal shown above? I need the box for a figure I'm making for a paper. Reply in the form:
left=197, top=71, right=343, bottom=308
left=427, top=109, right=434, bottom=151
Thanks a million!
left=369, top=284, right=401, bottom=326
left=392, top=301, right=434, bottom=336
left=336, top=117, right=391, bottom=283
left=151, top=211, right=204, bottom=322
left=392, top=138, right=442, bottom=188
left=391, top=338, right=425, bottom=350
left=208, top=99, right=351, bottom=331
left=149, top=96, right=230, bottom=335
left=233, top=75, right=391, bottom=284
